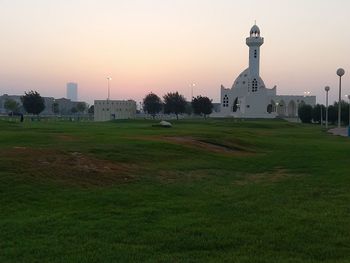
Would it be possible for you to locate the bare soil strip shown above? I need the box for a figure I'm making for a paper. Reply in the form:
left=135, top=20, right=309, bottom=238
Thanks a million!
left=233, top=168, right=304, bottom=185
left=129, top=135, right=253, bottom=155
left=1, top=147, right=136, bottom=187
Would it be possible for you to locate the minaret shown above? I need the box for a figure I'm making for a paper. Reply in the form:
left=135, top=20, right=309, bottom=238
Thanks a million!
left=246, top=24, right=264, bottom=77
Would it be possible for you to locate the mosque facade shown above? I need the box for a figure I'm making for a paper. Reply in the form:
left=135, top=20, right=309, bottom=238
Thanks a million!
left=220, top=25, right=316, bottom=118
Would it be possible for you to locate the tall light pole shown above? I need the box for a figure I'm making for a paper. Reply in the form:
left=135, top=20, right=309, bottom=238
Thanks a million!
left=190, top=83, right=196, bottom=101
left=107, top=77, right=112, bottom=100
left=336, top=68, right=345, bottom=128
left=325, top=86, right=330, bottom=129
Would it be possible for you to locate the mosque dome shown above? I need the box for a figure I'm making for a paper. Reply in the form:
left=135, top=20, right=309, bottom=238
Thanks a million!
left=250, top=25, right=260, bottom=36
left=232, top=68, right=250, bottom=89
left=231, top=68, right=266, bottom=92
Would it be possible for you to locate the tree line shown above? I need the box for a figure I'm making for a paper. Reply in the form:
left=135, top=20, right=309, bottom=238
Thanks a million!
left=3, top=90, right=214, bottom=120
left=3, top=91, right=90, bottom=116
left=298, top=101, right=350, bottom=125
left=143, top=92, right=213, bottom=119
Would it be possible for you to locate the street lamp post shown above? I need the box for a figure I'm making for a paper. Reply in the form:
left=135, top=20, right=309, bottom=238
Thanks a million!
left=325, top=86, right=330, bottom=129
left=107, top=77, right=112, bottom=100
left=190, top=83, right=196, bottom=101
left=336, top=68, right=345, bottom=128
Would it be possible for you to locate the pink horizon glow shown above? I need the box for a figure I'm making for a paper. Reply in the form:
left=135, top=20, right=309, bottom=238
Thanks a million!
left=1, top=0, right=349, bottom=105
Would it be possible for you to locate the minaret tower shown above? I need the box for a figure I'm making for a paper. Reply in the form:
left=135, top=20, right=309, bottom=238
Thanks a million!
left=246, top=24, right=264, bottom=77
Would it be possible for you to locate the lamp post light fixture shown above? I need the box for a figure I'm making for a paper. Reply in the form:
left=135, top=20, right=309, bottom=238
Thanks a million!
left=107, top=77, right=112, bottom=100
left=325, top=86, right=330, bottom=129
left=336, top=68, right=345, bottom=128
left=304, top=91, right=311, bottom=97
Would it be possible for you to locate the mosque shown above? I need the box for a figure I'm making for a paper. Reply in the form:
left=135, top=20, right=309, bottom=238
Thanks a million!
left=220, top=24, right=316, bottom=118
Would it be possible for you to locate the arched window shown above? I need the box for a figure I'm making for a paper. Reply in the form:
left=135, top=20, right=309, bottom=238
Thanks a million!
left=223, top=95, right=229, bottom=108
left=254, top=50, right=257, bottom=58
left=252, top=79, right=258, bottom=92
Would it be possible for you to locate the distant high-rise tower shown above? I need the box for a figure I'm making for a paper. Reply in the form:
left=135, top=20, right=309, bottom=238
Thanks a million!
left=66, top=82, right=78, bottom=101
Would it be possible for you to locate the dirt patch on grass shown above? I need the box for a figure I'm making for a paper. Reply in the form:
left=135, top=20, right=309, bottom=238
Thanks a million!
left=131, top=135, right=253, bottom=155
left=157, top=169, right=212, bottom=183
left=163, top=137, right=236, bottom=154
left=234, top=168, right=303, bottom=185
left=1, top=147, right=136, bottom=187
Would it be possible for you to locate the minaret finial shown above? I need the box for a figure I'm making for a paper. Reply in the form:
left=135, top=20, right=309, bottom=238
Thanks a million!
left=254, top=20, right=257, bottom=25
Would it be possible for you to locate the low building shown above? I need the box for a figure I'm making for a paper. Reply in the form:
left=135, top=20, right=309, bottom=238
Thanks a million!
left=42, top=97, right=55, bottom=115
left=0, top=94, right=88, bottom=115
left=54, top=98, right=86, bottom=115
left=94, top=100, right=137, bottom=121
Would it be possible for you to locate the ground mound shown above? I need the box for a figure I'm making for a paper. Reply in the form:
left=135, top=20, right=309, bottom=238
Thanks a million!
left=1, top=147, right=135, bottom=187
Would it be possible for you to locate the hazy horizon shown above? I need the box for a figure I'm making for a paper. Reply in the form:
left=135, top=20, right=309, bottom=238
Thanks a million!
left=1, top=0, right=349, bottom=105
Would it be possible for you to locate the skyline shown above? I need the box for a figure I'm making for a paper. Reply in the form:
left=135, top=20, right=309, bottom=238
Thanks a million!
left=1, top=0, right=350, bottom=105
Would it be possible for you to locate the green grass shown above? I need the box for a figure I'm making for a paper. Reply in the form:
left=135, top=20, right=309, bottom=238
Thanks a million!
left=1, top=118, right=350, bottom=262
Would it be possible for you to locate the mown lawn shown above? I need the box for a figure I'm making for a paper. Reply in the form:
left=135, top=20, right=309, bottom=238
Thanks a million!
left=0, top=119, right=349, bottom=263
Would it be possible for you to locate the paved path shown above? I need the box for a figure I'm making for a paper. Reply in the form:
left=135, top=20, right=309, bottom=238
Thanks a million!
left=328, top=128, right=349, bottom=137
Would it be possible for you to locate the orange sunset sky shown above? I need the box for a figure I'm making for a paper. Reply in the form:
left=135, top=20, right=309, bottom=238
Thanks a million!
left=0, top=0, right=349, bottom=105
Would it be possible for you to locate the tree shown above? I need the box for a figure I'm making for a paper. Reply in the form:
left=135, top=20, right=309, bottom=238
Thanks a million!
left=163, top=92, right=187, bottom=120
left=328, top=105, right=337, bottom=124
left=185, top=102, right=193, bottom=115
left=4, top=99, right=20, bottom=115
left=334, top=101, right=350, bottom=125
left=191, top=96, right=213, bottom=118
left=143, top=93, right=162, bottom=119
left=191, top=97, right=202, bottom=115
left=21, top=91, right=45, bottom=115
left=298, top=104, right=313, bottom=123
left=312, top=104, right=326, bottom=124
left=76, top=102, right=87, bottom=113
left=200, top=97, right=213, bottom=118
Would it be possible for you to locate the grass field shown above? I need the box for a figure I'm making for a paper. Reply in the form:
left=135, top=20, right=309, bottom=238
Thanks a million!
left=0, top=119, right=350, bottom=263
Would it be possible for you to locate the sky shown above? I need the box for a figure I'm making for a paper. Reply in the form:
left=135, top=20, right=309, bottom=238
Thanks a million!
left=0, top=0, right=349, bottom=105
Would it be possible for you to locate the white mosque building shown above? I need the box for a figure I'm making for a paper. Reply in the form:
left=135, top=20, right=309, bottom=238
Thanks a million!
left=220, top=24, right=316, bottom=118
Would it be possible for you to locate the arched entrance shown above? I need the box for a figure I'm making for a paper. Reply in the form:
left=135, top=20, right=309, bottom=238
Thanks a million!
left=277, top=100, right=286, bottom=116
left=267, top=104, right=273, bottom=114
left=270, top=100, right=276, bottom=113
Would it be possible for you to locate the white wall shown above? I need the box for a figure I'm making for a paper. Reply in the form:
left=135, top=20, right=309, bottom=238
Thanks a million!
left=94, top=100, right=136, bottom=121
